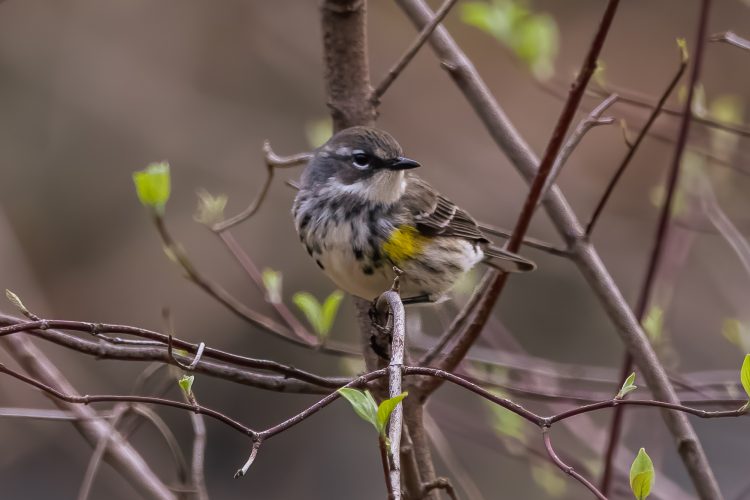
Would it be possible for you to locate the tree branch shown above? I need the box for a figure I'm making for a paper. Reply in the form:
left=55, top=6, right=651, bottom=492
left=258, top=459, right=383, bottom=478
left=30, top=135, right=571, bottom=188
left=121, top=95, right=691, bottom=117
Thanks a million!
left=372, top=0, right=459, bottom=100
left=586, top=42, right=688, bottom=237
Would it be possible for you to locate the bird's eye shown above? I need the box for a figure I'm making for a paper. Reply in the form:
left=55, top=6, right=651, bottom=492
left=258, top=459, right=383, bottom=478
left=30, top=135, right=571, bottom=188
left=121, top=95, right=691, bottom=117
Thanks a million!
left=352, top=153, right=370, bottom=169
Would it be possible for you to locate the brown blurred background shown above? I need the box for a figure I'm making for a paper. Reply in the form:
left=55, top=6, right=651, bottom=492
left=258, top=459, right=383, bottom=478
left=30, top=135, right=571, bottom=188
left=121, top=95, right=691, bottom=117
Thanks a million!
left=1, top=1, right=749, bottom=498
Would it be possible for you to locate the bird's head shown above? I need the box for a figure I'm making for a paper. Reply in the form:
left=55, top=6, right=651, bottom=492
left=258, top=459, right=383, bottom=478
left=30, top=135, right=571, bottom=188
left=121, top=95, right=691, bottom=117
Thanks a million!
left=301, top=126, right=420, bottom=205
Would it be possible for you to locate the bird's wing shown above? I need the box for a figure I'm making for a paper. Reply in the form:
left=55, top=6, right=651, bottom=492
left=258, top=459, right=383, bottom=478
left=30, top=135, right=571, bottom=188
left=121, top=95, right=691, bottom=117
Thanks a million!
left=402, top=175, right=535, bottom=273
left=402, top=175, right=489, bottom=242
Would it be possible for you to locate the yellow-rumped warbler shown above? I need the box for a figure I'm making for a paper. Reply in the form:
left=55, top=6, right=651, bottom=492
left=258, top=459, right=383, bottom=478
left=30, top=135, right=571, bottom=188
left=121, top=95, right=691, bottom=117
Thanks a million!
left=292, top=126, right=535, bottom=304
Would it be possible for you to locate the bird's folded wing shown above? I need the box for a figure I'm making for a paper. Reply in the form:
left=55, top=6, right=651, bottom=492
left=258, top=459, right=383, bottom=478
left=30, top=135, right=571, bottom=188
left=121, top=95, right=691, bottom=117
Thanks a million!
left=402, top=175, right=489, bottom=242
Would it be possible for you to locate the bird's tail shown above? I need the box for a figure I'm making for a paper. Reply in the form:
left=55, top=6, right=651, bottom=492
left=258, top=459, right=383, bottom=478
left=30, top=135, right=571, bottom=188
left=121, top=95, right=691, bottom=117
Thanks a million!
left=482, top=246, right=536, bottom=273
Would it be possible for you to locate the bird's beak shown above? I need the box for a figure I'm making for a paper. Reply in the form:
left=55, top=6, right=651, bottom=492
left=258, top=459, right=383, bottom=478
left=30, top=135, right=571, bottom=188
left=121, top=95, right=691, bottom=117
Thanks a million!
left=387, top=156, right=421, bottom=170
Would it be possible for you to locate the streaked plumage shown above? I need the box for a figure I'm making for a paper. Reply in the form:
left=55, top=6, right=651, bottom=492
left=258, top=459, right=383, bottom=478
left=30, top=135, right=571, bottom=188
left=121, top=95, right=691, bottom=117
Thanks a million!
left=292, top=127, right=534, bottom=302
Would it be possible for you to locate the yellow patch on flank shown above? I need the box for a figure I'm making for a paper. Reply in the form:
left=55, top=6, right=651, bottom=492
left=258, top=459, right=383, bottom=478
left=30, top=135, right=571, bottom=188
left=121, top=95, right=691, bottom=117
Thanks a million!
left=382, top=225, right=428, bottom=263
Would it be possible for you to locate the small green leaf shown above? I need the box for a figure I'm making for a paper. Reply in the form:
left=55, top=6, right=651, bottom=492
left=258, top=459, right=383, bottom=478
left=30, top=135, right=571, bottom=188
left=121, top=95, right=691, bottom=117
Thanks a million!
left=376, top=392, right=408, bottom=436
left=722, top=318, right=743, bottom=345
left=133, top=162, right=171, bottom=214
left=194, top=189, right=227, bottom=227
left=262, top=268, right=283, bottom=304
left=486, top=390, right=528, bottom=455
left=676, top=37, right=689, bottom=64
left=292, top=291, right=323, bottom=335
left=677, top=83, right=707, bottom=118
left=741, top=354, right=750, bottom=400
left=305, top=118, right=333, bottom=149
left=630, top=448, right=654, bottom=500
left=5, top=289, right=29, bottom=316
left=178, top=375, right=195, bottom=396
left=461, top=0, right=558, bottom=80
left=319, top=290, right=344, bottom=339
left=593, top=60, right=607, bottom=88
left=293, top=290, right=343, bottom=338
left=617, top=372, right=638, bottom=399
left=337, top=387, right=378, bottom=430
left=642, top=305, right=664, bottom=342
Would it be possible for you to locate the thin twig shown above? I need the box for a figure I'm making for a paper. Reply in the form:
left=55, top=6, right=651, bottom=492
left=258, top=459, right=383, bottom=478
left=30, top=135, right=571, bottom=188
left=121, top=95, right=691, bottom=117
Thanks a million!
left=0, top=316, right=343, bottom=388
left=217, top=230, right=319, bottom=345
left=153, top=215, right=317, bottom=345
left=420, top=478, right=458, bottom=500
left=0, top=408, right=116, bottom=420
left=543, top=428, right=607, bottom=500
left=212, top=141, right=311, bottom=232
left=380, top=437, right=396, bottom=500
left=540, top=94, right=618, bottom=202
left=77, top=405, right=131, bottom=500
left=130, top=404, right=191, bottom=486
left=184, top=392, right=209, bottom=500
left=423, top=414, right=486, bottom=500
left=709, top=31, right=750, bottom=52
left=373, top=0, right=459, bottom=100
left=586, top=43, right=688, bottom=237
left=583, top=80, right=750, bottom=138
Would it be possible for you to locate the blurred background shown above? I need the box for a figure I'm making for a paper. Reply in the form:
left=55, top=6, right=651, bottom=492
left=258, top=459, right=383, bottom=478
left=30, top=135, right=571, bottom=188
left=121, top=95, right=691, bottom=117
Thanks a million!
left=1, top=0, right=749, bottom=498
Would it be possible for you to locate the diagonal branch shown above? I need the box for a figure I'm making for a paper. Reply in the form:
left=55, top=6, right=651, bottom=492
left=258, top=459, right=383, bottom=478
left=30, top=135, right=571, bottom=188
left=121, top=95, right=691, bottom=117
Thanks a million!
left=709, top=31, right=750, bottom=52
left=373, top=0, right=459, bottom=100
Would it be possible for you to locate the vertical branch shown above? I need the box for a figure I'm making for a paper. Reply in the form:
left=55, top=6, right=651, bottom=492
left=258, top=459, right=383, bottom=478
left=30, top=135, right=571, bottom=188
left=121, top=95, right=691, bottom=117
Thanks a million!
left=319, top=1, right=436, bottom=497
left=321, top=0, right=377, bottom=130
left=378, top=289, right=406, bottom=499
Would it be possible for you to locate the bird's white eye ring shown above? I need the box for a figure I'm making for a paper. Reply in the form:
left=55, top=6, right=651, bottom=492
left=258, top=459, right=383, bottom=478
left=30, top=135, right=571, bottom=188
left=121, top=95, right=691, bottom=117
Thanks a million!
left=352, top=151, right=370, bottom=169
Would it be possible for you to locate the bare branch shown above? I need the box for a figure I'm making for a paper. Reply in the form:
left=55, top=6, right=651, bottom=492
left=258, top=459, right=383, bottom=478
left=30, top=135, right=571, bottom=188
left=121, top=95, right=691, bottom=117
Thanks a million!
left=543, top=428, right=607, bottom=500
left=420, top=478, right=458, bottom=500
left=584, top=80, right=750, bottom=138
left=0, top=315, right=344, bottom=389
left=423, top=414, right=485, bottom=500
left=373, top=0, right=459, bottom=100
left=212, top=141, right=311, bottom=232
left=77, top=405, right=131, bottom=500
left=184, top=394, right=209, bottom=500
left=710, top=31, right=750, bottom=52
left=152, top=215, right=318, bottom=349
left=586, top=44, right=688, bottom=237
left=217, top=230, right=319, bottom=345
left=540, top=94, right=618, bottom=202
left=376, top=283, right=407, bottom=499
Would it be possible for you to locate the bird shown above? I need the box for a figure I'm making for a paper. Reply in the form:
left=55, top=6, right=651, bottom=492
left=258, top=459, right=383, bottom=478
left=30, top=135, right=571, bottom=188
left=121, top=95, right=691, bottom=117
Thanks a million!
left=292, top=126, right=535, bottom=305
